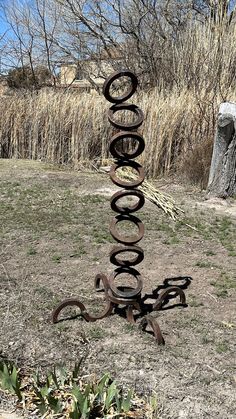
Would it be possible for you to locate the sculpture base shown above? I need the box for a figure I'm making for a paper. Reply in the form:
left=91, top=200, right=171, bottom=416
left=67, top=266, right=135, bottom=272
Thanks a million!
left=52, top=274, right=187, bottom=345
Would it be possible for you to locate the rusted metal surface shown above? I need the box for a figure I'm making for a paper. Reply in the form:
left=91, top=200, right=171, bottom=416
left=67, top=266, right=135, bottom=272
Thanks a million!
left=109, top=131, right=145, bottom=159
left=110, top=189, right=145, bottom=213
left=110, top=214, right=144, bottom=245
left=109, top=160, right=145, bottom=188
left=153, top=286, right=186, bottom=311
left=102, top=70, right=138, bottom=103
left=109, top=267, right=143, bottom=299
left=139, top=316, right=165, bottom=345
left=110, top=245, right=144, bottom=266
left=108, top=104, right=144, bottom=130
left=52, top=69, right=188, bottom=344
left=52, top=297, right=114, bottom=323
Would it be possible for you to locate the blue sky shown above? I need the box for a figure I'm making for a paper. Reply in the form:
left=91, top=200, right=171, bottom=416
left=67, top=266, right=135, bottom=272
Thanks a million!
left=0, top=1, right=9, bottom=36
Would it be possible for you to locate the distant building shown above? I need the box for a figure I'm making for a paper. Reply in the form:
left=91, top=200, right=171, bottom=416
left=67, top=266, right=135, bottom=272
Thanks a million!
left=59, top=47, right=123, bottom=91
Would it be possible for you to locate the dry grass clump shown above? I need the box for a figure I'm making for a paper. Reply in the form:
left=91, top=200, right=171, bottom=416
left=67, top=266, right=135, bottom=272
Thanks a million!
left=1, top=22, right=236, bottom=186
left=170, top=22, right=236, bottom=94
left=117, top=167, right=183, bottom=219
left=177, top=137, right=214, bottom=189
left=0, top=90, right=111, bottom=167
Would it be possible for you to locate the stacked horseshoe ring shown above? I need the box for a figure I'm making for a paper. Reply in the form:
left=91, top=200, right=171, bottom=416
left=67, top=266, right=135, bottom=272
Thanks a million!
left=105, top=70, right=145, bottom=311
left=52, top=70, right=187, bottom=344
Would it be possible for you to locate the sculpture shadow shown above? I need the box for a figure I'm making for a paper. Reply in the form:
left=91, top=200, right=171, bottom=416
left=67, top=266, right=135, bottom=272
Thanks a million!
left=140, top=276, right=192, bottom=316
left=112, top=276, right=192, bottom=322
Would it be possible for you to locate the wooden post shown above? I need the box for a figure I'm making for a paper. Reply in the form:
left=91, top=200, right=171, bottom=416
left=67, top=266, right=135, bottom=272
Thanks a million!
left=207, top=102, right=236, bottom=198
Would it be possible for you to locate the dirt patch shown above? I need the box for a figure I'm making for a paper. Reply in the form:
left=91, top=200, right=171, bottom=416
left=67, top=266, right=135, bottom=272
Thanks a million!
left=0, top=160, right=236, bottom=418
left=197, top=197, right=236, bottom=218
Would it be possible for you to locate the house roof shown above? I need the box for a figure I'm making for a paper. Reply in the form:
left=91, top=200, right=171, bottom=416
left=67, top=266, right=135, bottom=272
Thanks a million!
left=59, top=45, right=123, bottom=67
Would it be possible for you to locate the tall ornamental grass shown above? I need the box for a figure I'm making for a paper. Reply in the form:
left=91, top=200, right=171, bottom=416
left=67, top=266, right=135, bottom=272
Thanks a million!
left=1, top=22, right=236, bottom=187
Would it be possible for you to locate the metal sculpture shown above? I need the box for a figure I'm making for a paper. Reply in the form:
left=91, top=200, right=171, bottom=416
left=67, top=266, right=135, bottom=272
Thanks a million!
left=52, top=70, right=187, bottom=344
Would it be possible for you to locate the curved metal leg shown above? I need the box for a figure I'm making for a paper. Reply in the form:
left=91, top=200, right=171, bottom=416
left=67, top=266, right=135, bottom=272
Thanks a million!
left=126, top=304, right=140, bottom=324
left=139, top=316, right=165, bottom=345
left=52, top=297, right=114, bottom=323
left=153, top=286, right=186, bottom=311
left=94, top=273, right=110, bottom=294
left=52, top=283, right=187, bottom=344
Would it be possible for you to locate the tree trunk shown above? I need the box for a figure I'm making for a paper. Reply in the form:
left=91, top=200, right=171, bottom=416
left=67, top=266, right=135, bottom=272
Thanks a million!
left=207, top=102, right=236, bottom=198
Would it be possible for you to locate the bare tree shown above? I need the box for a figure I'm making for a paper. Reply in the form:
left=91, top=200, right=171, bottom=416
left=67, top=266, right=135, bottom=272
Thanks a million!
left=51, top=0, right=236, bottom=89
left=34, top=0, right=61, bottom=84
left=1, top=0, right=236, bottom=89
left=1, top=1, right=38, bottom=84
left=0, top=0, right=63, bottom=85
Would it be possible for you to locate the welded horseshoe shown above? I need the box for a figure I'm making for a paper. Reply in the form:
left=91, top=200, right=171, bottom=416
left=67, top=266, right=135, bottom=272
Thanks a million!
left=139, top=316, right=165, bottom=345
left=94, top=273, right=111, bottom=294
left=109, top=131, right=145, bottom=159
left=102, top=70, right=138, bottom=103
left=110, top=245, right=144, bottom=267
left=126, top=305, right=136, bottom=324
left=108, top=104, right=144, bottom=131
left=52, top=298, right=114, bottom=323
left=107, top=290, right=141, bottom=310
left=110, top=189, right=145, bottom=214
left=109, top=267, right=143, bottom=299
left=109, top=160, right=145, bottom=189
left=153, top=286, right=186, bottom=311
left=110, top=214, right=144, bottom=245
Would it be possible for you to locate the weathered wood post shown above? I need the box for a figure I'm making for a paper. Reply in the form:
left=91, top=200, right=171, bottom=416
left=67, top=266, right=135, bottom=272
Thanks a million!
left=207, top=102, right=236, bottom=198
